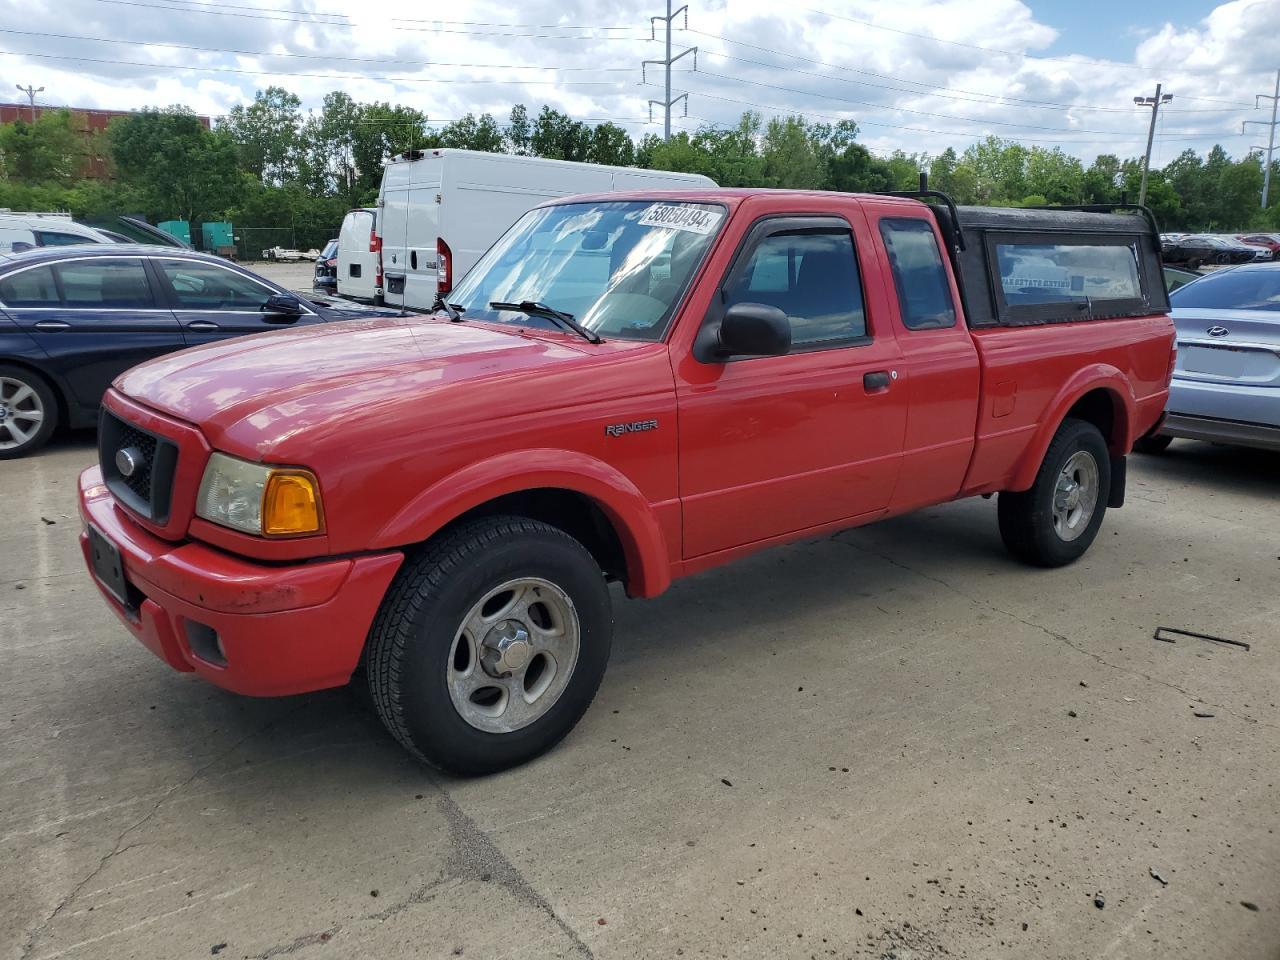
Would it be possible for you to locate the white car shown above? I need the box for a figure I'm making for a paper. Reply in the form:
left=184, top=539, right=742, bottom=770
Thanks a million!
left=336, top=207, right=380, bottom=303
left=0, top=212, right=117, bottom=254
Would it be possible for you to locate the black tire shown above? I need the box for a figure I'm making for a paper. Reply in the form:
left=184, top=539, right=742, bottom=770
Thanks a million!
left=366, top=516, right=613, bottom=775
left=1133, top=433, right=1173, bottom=455
left=1185, top=258, right=1200, bottom=272
left=0, top=364, right=57, bottom=460
left=998, top=418, right=1111, bottom=568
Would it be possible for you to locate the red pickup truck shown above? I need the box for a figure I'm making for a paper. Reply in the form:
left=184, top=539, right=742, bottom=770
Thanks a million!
left=79, top=189, right=1175, bottom=773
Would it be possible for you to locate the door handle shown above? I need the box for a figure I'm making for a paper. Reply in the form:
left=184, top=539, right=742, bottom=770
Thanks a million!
left=33, top=320, right=70, bottom=331
left=187, top=320, right=221, bottom=331
left=863, top=370, right=892, bottom=391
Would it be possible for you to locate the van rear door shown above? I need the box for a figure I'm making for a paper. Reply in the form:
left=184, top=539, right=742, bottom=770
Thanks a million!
left=336, top=209, right=378, bottom=301
left=380, top=158, right=440, bottom=311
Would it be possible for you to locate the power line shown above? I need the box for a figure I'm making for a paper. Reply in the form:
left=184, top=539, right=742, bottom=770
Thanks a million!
left=0, top=48, right=646, bottom=86
left=684, top=28, right=1251, bottom=115
left=655, top=81, right=1227, bottom=146
left=694, top=69, right=1223, bottom=136
left=85, top=0, right=652, bottom=38
left=0, top=28, right=641, bottom=72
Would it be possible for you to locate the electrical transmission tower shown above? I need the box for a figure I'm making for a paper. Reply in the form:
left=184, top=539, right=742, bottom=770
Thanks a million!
left=643, top=1, right=697, bottom=141
left=1243, top=69, right=1279, bottom=209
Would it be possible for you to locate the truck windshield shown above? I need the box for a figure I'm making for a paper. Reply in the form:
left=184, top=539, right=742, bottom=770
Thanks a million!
left=447, top=200, right=725, bottom=341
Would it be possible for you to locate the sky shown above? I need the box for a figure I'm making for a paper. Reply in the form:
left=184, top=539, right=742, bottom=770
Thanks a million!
left=1, top=0, right=1278, bottom=165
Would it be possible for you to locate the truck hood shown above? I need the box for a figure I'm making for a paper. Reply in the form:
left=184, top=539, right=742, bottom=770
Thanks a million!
left=115, top=315, right=591, bottom=452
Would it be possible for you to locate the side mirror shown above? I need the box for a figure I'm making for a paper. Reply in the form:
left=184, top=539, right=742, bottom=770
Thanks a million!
left=716, top=302, right=791, bottom=359
left=262, top=293, right=304, bottom=317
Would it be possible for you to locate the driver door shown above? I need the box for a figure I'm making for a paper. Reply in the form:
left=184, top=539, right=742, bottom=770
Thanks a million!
left=153, top=258, right=321, bottom=348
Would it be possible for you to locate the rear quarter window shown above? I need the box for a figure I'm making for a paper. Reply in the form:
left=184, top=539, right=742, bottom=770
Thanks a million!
left=0, top=265, right=59, bottom=307
left=879, top=218, right=957, bottom=330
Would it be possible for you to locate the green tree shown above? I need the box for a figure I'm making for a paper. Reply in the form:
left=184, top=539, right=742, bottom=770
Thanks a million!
left=530, top=107, right=590, bottom=161
left=506, top=105, right=532, bottom=155
left=109, top=107, right=240, bottom=222
left=1082, top=154, right=1122, bottom=205
left=0, top=109, right=86, bottom=184
left=348, top=102, right=430, bottom=199
left=437, top=113, right=504, bottom=152
left=1024, top=147, right=1084, bottom=204
left=587, top=122, right=636, bottom=167
left=222, top=87, right=303, bottom=186
left=761, top=115, right=824, bottom=188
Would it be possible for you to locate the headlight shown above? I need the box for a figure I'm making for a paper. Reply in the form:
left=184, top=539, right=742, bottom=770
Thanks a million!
left=195, top=453, right=324, bottom=537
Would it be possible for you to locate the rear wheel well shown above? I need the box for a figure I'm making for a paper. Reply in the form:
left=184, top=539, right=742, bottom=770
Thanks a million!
left=436, top=488, right=628, bottom=586
left=1065, top=389, right=1119, bottom=452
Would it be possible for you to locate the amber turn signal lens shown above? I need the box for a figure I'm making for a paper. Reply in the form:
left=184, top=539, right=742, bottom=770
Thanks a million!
left=262, top=470, right=324, bottom=537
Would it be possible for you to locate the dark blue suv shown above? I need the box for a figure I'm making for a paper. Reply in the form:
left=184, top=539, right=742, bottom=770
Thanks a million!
left=0, top=245, right=403, bottom=458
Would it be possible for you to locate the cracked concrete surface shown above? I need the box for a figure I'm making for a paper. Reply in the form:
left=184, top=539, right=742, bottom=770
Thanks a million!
left=2, top=436, right=1277, bottom=959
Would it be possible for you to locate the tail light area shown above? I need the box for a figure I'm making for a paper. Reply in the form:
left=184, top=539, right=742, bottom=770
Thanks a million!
left=437, top=237, right=452, bottom=294
left=373, top=230, right=383, bottom=290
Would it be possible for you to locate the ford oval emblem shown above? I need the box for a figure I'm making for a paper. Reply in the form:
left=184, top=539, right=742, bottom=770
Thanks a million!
left=1207, top=325, right=1229, bottom=337
left=115, top=446, right=142, bottom=478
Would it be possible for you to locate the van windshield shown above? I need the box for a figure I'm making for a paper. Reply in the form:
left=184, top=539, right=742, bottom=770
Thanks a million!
left=447, top=200, right=725, bottom=341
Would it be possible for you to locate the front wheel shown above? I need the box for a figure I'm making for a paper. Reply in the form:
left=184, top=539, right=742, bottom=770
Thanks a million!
left=365, top=516, right=613, bottom=775
left=998, top=418, right=1111, bottom=567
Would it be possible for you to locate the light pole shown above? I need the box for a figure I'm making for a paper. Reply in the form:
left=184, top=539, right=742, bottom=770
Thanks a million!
left=1133, top=84, right=1172, bottom=207
left=15, top=83, right=44, bottom=121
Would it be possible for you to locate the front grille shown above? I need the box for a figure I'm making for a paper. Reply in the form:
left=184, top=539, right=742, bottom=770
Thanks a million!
left=99, top=410, right=179, bottom=523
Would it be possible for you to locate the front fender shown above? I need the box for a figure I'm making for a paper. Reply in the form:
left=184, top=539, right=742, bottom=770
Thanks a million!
left=372, top=448, right=673, bottom=598
left=1008, top=365, right=1136, bottom=492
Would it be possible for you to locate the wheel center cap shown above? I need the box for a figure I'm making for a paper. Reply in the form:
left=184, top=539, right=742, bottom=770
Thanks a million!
left=0, top=405, right=7, bottom=421
left=481, top=620, right=533, bottom=676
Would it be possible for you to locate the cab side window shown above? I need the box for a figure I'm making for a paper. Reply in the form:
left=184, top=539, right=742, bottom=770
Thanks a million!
left=879, top=218, right=957, bottom=330
left=0, top=265, right=59, bottom=307
left=726, top=229, right=866, bottom=347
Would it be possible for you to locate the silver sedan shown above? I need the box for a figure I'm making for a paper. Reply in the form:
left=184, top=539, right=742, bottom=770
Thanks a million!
left=1137, top=263, right=1280, bottom=453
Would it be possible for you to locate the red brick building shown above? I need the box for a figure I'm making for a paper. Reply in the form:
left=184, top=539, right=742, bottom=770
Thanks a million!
left=0, top=103, right=212, bottom=179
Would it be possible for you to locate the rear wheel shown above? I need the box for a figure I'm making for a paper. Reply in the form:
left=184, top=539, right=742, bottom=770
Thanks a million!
left=998, top=418, right=1111, bottom=567
left=366, top=516, right=612, bottom=775
left=1185, top=258, right=1200, bottom=272
left=0, top=365, right=56, bottom=460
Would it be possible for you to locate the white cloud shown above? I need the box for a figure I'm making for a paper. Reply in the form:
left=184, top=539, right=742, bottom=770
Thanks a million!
left=5, top=0, right=1277, bottom=162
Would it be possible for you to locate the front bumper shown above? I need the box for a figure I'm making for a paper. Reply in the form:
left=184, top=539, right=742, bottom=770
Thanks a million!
left=79, top=466, right=403, bottom=697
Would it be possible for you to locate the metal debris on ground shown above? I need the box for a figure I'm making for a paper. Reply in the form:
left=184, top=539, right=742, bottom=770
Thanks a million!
left=1193, top=711, right=1215, bottom=718
left=1153, top=626, right=1251, bottom=651
left=1149, top=868, right=1168, bottom=886
left=1093, top=894, right=1105, bottom=909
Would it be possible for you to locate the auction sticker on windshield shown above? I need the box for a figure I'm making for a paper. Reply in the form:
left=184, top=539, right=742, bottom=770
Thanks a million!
left=639, top=204, right=723, bottom=235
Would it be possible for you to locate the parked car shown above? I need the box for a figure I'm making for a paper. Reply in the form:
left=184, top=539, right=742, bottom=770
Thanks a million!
left=1238, top=233, right=1280, bottom=258
left=1162, top=235, right=1256, bottom=269
left=337, top=207, right=380, bottom=303
left=1135, top=262, right=1280, bottom=453
left=0, top=212, right=118, bottom=254
left=0, top=245, right=404, bottom=458
left=1163, top=265, right=1200, bottom=291
left=78, top=190, right=1175, bottom=773
left=378, top=148, right=716, bottom=311
left=313, top=239, right=339, bottom=292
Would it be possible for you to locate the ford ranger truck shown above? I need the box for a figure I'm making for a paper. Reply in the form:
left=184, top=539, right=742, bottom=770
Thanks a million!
left=79, top=190, right=1176, bottom=774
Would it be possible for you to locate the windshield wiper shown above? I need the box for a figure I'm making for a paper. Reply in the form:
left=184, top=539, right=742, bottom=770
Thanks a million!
left=489, top=300, right=603, bottom=344
left=431, top=293, right=465, bottom=322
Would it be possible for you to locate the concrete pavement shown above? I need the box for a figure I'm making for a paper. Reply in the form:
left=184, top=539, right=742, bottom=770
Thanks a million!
left=3, top=436, right=1277, bottom=960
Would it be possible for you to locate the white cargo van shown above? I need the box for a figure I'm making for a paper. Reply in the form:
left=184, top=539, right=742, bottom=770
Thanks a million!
left=336, top=207, right=380, bottom=302
left=376, top=149, right=716, bottom=310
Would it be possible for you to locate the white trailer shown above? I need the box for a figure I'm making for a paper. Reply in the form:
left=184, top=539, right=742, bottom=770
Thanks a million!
left=376, top=149, right=715, bottom=311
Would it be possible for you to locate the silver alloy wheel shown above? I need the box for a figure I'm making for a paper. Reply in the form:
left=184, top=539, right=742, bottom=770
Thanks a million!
left=0, top=376, right=46, bottom=451
left=447, top=577, right=581, bottom=734
left=1052, top=450, right=1099, bottom=542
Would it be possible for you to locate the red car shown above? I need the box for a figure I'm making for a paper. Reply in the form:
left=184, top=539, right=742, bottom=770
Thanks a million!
left=1237, top=233, right=1280, bottom=259
left=79, top=189, right=1175, bottom=773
